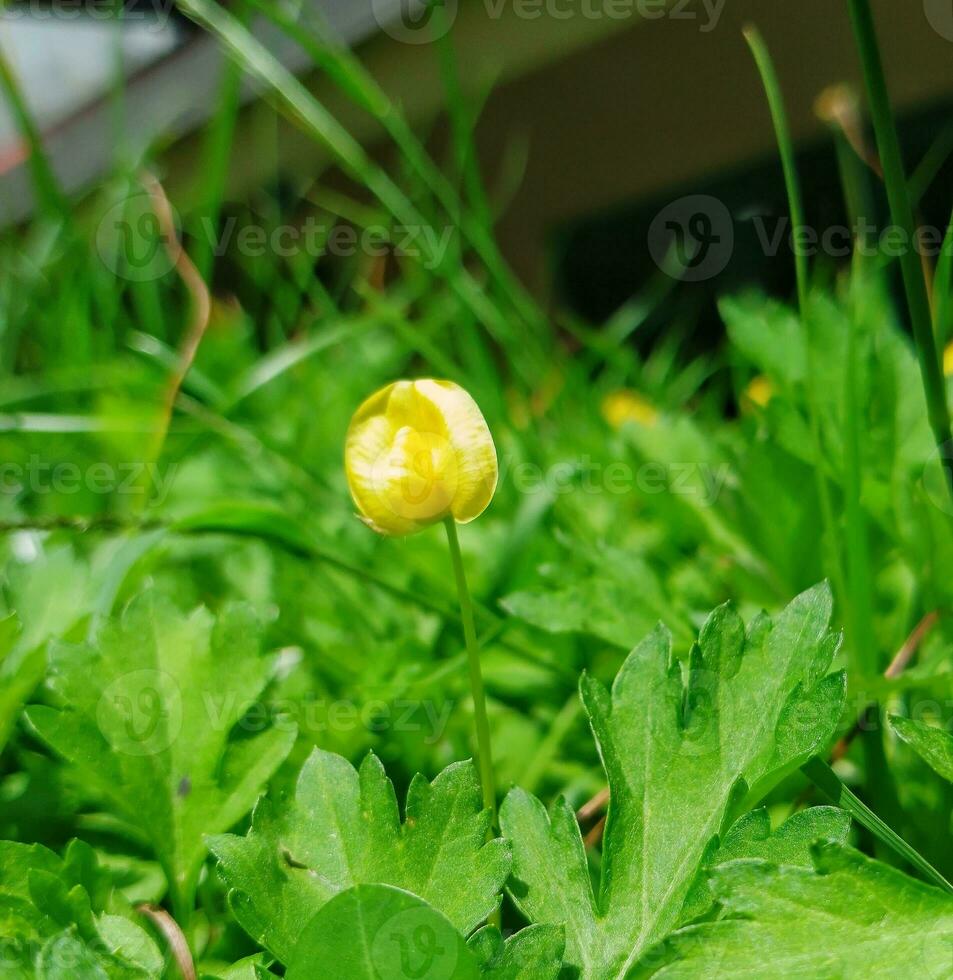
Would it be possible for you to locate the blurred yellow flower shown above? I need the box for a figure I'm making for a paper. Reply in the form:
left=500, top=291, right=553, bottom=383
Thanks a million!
left=345, top=379, right=498, bottom=537
left=601, top=389, right=658, bottom=430
left=944, top=340, right=953, bottom=378
left=743, top=375, right=774, bottom=411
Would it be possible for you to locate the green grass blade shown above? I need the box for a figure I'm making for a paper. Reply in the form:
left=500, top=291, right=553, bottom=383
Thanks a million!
left=0, top=50, right=69, bottom=223
left=802, top=757, right=953, bottom=895
left=744, top=25, right=847, bottom=633
left=934, top=208, right=953, bottom=347
left=847, top=0, right=953, bottom=502
left=175, top=0, right=545, bottom=381
left=241, top=0, right=549, bottom=352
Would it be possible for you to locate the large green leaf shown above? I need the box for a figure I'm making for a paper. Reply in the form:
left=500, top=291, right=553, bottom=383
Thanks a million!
left=500, top=584, right=845, bottom=977
left=284, top=885, right=563, bottom=980
left=209, top=750, right=510, bottom=965
left=637, top=844, right=953, bottom=977
left=25, top=594, right=295, bottom=916
left=287, top=884, right=481, bottom=980
left=891, top=715, right=953, bottom=783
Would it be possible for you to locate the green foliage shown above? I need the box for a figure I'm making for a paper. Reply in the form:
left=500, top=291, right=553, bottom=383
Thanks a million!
left=25, top=596, right=295, bottom=918
left=0, top=547, right=97, bottom=754
left=678, top=805, right=852, bottom=922
left=468, top=923, right=565, bottom=978
left=0, top=839, right=162, bottom=978
left=284, top=885, right=565, bottom=980
left=637, top=844, right=953, bottom=977
left=286, top=885, right=480, bottom=980
left=0, top=616, right=41, bottom=758
left=210, top=750, right=509, bottom=965
left=0, top=0, right=952, bottom=974
left=500, top=585, right=846, bottom=976
left=891, top=716, right=953, bottom=783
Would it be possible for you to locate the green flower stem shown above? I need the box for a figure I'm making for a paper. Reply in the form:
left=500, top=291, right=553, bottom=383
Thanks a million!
left=444, top=518, right=498, bottom=831
left=847, top=0, right=953, bottom=501
left=802, top=757, right=953, bottom=895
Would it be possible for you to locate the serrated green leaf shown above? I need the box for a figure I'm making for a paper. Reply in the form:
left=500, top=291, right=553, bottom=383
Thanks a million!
left=720, top=293, right=807, bottom=387
left=286, top=884, right=480, bottom=979
left=891, top=715, right=953, bottom=783
left=501, top=576, right=662, bottom=650
left=0, top=545, right=98, bottom=755
left=679, top=805, right=851, bottom=923
left=468, top=923, right=565, bottom=979
left=500, top=539, right=686, bottom=649
left=210, top=749, right=510, bottom=965
left=25, top=593, right=295, bottom=916
left=637, top=844, right=953, bottom=978
left=500, top=584, right=845, bottom=977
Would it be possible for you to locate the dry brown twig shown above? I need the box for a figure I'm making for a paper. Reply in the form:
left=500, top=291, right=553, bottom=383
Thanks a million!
left=137, top=904, right=196, bottom=980
left=139, top=170, right=212, bottom=468
left=815, top=84, right=883, bottom=178
left=830, top=610, right=940, bottom=762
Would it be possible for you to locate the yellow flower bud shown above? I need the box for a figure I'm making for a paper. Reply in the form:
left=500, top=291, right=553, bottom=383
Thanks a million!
left=742, top=374, right=774, bottom=411
left=345, top=379, right=498, bottom=536
left=944, top=340, right=953, bottom=378
left=601, top=389, right=659, bottom=430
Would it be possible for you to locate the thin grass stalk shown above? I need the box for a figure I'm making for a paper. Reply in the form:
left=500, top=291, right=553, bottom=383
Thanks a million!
left=189, top=37, right=245, bottom=281
left=239, top=0, right=549, bottom=349
left=743, top=26, right=848, bottom=630
left=176, top=0, right=548, bottom=383
left=847, top=0, right=953, bottom=501
left=816, top=91, right=879, bottom=677
left=935, top=209, right=953, bottom=347
left=0, top=51, right=69, bottom=224
left=803, top=757, right=953, bottom=895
